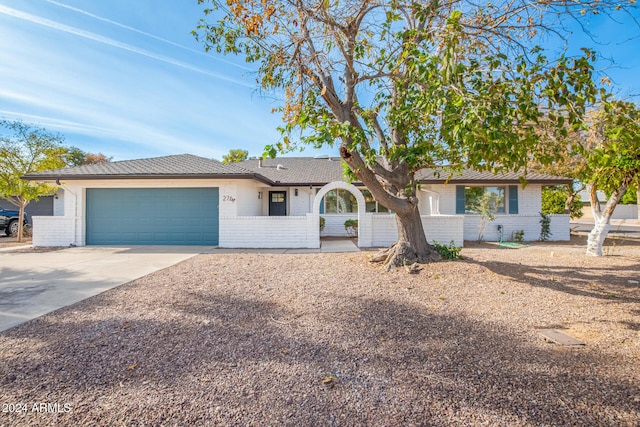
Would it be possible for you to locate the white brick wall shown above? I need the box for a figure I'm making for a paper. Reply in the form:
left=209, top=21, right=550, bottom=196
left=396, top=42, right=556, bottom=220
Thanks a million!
left=464, top=214, right=569, bottom=242
left=371, top=215, right=464, bottom=247
left=549, top=215, right=570, bottom=240
left=220, top=215, right=316, bottom=248
left=425, top=216, right=465, bottom=246
left=32, top=216, right=75, bottom=247
left=320, top=214, right=356, bottom=237
left=371, top=215, right=397, bottom=246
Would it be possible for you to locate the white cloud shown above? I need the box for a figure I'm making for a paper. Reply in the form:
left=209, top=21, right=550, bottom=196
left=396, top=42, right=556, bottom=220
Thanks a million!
left=44, top=0, right=253, bottom=71
left=0, top=2, right=330, bottom=160
left=0, top=4, right=252, bottom=87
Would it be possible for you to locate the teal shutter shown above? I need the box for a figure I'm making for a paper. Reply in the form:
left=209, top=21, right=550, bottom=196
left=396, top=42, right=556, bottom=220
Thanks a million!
left=456, top=186, right=466, bottom=214
left=508, top=185, right=518, bottom=214
left=316, top=188, right=325, bottom=214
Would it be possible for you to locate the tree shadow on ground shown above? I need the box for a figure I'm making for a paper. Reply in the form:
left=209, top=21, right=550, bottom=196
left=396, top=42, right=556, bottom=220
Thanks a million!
left=0, top=289, right=637, bottom=426
left=470, top=257, right=640, bottom=303
left=466, top=233, right=640, bottom=248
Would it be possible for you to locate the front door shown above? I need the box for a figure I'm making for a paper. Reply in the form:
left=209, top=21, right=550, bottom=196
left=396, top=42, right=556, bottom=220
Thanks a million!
left=269, top=191, right=287, bottom=216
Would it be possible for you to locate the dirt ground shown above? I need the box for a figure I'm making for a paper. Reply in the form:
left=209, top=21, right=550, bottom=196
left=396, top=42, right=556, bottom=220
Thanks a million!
left=0, top=236, right=32, bottom=248
left=0, top=235, right=639, bottom=426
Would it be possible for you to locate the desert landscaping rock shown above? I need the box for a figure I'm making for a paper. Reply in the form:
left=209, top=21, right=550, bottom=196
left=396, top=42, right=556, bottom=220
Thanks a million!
left=0, top=237, right=639, bottom=426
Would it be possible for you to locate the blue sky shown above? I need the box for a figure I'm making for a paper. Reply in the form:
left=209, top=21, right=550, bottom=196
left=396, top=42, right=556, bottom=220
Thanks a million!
left=0, top=1, right=638, bottom=162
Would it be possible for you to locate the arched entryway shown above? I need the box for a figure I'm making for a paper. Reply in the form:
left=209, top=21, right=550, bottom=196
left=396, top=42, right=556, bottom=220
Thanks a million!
left=313, top=181, right=371, bottom=247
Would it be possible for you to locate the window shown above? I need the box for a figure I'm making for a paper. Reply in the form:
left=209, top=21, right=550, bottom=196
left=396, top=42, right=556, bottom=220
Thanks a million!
left=464, top=186, right=505, bottom=214
left=360, top=189, right=390, bottom=213
left=323, top=189, right=357, bottom=213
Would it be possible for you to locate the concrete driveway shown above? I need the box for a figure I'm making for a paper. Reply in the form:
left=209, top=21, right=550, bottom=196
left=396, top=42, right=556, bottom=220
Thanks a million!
left=0, top=246, right=211, bottom=332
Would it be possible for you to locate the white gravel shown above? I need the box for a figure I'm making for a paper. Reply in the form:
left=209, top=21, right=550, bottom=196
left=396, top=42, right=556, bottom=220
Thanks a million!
left=1, top=237, right=639, bottom=426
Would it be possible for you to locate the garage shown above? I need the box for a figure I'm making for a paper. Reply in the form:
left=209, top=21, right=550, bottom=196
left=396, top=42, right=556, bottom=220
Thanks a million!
left=86, top=188, right=219, bottom=245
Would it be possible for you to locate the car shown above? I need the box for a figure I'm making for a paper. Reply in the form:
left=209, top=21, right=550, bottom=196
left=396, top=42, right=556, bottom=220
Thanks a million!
left=0, top=208, right=27, bottom=236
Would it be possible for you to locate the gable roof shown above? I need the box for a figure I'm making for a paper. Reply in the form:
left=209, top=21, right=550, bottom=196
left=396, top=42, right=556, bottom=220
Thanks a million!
left=238, top=157, right=571, bottom=185
left=24, top=154, right=572, bottom=185
left=415, top=168, right=572, bottom=185
left=24, top=154, right=272, bottom=183
left=238, top=156, right=345, bottom=185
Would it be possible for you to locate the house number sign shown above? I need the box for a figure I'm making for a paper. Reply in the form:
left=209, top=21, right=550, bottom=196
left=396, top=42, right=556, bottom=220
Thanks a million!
left=222, top=195, right=236, bottom=202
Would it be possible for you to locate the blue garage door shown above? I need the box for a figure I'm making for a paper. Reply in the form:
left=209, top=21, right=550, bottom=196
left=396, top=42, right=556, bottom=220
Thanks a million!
left=86, top=188, right=219, bottom=245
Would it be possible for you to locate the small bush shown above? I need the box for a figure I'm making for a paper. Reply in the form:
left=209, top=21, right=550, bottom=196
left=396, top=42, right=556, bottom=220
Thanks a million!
left=475, top=192, right=501, bottom=242
left=512, top=230, right=525, bottom=243
left=539, top=212, right=552, bottom=241
left=433, top=241, right=462, bottom=260
left=541, top=185, right=583, bottom=219
left=344, top=219, right=358, bottom=237
left=319, top=216, right=325, bottom=232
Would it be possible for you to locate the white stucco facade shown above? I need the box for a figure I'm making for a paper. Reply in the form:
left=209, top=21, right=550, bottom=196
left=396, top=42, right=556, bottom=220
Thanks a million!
left=31, top=178, right=568, bottom=248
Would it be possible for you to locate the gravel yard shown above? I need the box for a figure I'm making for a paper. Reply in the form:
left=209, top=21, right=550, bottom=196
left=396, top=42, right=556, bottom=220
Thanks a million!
left=1, top=236, right=639, bottom=426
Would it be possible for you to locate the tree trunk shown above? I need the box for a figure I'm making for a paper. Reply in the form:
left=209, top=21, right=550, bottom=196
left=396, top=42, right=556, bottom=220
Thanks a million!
left=338, top=146, right=442, bottom=270
left=586, top=219, right=610, bottom=256
left=17, top=200, right=26, bottom=243
left=370, top=204, right=441, bottom=270
left=586, top=182, right=628, bottom=257
left=564, top=183, right=575, bottom=215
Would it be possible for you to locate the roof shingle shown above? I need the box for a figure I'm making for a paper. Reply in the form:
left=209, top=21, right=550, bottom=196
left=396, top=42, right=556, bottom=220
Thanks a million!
left=415, top=168, right=572, bottom=184
left=24, top=154, right=572, bottom=185
left=25, top=154, right=262, bottom=180
left=237, top=157, right=346, bottom=185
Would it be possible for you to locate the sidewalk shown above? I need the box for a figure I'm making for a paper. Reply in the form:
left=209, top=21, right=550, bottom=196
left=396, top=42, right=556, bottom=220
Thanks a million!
left=210, top=238, right=362, bottom=254
left=570, top=219, right=640, bottom=236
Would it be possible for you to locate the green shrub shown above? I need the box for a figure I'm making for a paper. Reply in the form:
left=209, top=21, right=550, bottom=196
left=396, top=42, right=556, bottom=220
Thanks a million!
left=539, top=212, right=552, bottom=241
left=512, top=230, right=525, bottom=242
left=319, top=216, right=325, bottom=232
left=620, top=183, right=638, bottom=204
left=433, top=241, right=462, bottom=260
left=541, top=185, right=583, bottom=219
left=344, top=219, right=358, bottom=237
left=475, top=192, right=501, bottom=242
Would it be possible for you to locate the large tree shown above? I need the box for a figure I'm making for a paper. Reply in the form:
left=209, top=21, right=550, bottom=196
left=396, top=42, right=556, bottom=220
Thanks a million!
left=222, top=148, right=249, bottom=164
left=196, top=0, right=627, bottom=269
left=541, top=185, right=583, bottom=219
left=579, top=100, right=640, bottom=256
left=530, top=143, right=589, bottom=216
left=532, top=99, right=640, bottom=255
left=65, top=146, right=112, bottom=166
left=0, top=120, right=67, bottom=242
